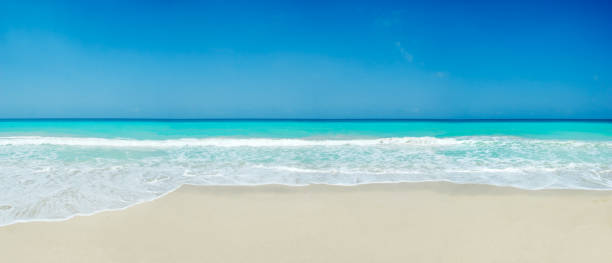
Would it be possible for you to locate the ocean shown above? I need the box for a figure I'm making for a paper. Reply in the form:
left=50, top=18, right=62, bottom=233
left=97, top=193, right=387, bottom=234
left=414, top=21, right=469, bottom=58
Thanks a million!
left=1, top=119, right=610, bottom=225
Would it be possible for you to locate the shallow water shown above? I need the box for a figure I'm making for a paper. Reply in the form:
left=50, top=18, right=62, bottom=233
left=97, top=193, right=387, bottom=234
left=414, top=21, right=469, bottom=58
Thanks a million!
left=1, top=120, right=610, bottom=225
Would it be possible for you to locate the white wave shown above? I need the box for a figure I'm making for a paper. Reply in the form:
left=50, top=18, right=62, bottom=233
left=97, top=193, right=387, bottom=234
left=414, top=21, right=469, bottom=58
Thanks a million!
left=0, top=135, right=610, bottom=226
left=3, top=135, right=609, bottom=148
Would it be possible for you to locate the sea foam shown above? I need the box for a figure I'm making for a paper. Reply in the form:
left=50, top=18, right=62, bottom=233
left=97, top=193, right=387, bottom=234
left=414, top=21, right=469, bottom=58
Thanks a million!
left=0, top=135, right=610, bottom=226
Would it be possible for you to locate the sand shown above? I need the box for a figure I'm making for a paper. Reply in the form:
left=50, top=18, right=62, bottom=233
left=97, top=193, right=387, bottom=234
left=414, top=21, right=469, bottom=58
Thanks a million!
left=1, top=182, right=611, bottom=262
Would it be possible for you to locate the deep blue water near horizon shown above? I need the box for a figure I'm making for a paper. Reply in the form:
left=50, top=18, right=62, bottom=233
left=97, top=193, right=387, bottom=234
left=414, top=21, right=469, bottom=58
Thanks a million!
left=0, top=120, right=611, bottom=226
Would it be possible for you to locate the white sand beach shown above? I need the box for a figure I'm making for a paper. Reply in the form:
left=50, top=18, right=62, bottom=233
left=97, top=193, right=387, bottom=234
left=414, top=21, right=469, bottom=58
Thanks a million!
left=1, top=182, right=611, bottom=263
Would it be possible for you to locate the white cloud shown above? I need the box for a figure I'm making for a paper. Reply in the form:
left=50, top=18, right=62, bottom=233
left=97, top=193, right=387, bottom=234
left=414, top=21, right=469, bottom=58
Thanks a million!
left=395, top=42, right=413, bottom=63
left=434, top=72, right=448, bottom=78
left=393, top=42, right=449, bottom=80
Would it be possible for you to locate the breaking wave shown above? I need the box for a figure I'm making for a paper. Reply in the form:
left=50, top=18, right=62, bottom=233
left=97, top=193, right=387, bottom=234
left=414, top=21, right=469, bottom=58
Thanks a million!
left=1, top=135, right=610, bottom=226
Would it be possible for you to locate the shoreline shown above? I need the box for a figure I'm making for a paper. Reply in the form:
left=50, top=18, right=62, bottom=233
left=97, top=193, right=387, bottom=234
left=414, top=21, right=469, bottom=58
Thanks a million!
left=1, top=182, right=611, bottom=262
left=3, top=181, right=611, bottom=228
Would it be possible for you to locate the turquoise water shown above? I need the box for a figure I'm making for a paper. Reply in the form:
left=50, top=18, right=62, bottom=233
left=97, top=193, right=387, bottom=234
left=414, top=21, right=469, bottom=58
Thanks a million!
left=0, top=120, right=611, bottom=226
left=1, top=120, right=611, bottom=140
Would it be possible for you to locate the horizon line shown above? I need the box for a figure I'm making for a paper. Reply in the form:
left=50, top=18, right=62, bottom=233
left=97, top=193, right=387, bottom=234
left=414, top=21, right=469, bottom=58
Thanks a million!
left=1, top=118, right=611, bottom=122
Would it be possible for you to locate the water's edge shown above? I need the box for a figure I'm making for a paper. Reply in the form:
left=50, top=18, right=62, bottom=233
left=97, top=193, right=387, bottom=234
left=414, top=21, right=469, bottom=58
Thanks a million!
left=1, top=120, right=610, bottom=227
left=3, top=180, right=611, bottom=228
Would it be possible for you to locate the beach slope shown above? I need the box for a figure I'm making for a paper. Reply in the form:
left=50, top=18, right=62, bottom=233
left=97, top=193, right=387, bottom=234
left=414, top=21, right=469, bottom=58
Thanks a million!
left=1, top=182, right=611, bottom=262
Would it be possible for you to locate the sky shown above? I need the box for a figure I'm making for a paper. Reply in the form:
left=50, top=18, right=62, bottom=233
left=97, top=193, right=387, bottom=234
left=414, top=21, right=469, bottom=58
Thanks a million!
left=1, top=0, right=611, bottom=118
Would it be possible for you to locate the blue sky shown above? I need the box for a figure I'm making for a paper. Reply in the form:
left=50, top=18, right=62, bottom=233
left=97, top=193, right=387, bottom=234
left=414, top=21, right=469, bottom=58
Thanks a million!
left=1, top=0, right=610, bottom=118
